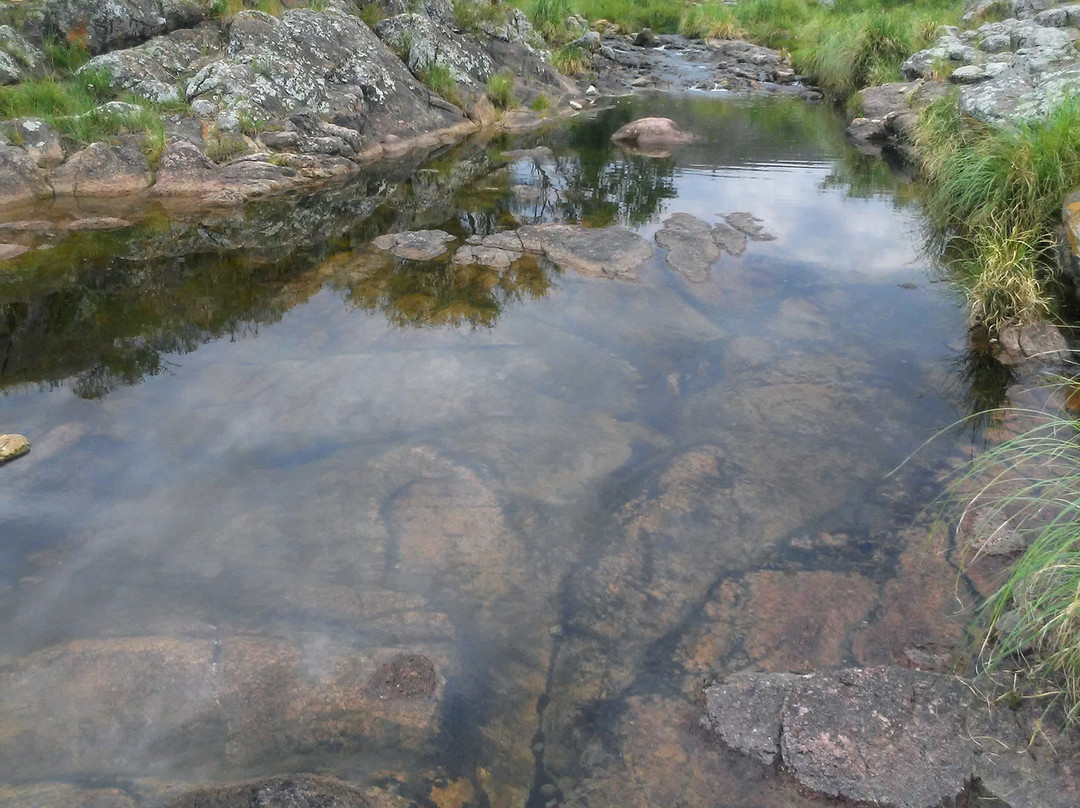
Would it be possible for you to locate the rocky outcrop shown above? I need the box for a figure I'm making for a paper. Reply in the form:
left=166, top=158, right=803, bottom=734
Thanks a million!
left=902, top=17, right=1080, bottom=124
left=42, top=0, right=206, bottom=54
left=654, top=212, right=767, bottom=281
left=705, top=666, right=1080, bottom=808
left=81, top=24, right=223, bottom=106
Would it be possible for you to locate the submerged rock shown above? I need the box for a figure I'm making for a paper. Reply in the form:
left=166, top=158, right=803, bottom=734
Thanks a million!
left=654, top=213, right=746, bottom=282
left=477, top=223, right=653, bottom=280
left=0, top=434, right=30, bottom=463
left=163, top=775, right=373, bottom=808
left=611, top=117, right=697, bottom=147
left=372, top=229, right=457, bottom=261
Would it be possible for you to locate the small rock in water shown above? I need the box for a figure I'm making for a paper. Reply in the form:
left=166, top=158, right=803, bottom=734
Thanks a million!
left=634, top=27, right=657, bottom=47
left=0, top=242, right=28, bottom=260
left=0, top=433, right=30, bottom=463
left=724, top=212, right=775, bottom=241
left=611, top=117, right=697, bottom=146
left=67, top=217, right=132, bottom=231
left=372, top=230, right=456, bottom=261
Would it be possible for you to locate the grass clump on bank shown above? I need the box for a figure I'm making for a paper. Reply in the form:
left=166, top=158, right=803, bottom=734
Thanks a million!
left=915, top=95, right=1080, bottom=327
left=486, top=71, right=518, bottom=108
left=0, top=68, right=174, bottom=165
left=954, top=409, right=1080, bottom=723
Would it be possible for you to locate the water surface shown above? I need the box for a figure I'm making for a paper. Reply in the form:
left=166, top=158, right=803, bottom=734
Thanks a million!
left=0, top=95, right=985, bottom=807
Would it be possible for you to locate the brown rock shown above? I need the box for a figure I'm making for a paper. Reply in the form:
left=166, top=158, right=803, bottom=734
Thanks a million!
left=0, top=144, right=51, bottom=206
left=0, top=433, right=30, bottom=462
left=50, top=140, right=152, bottom=197
left=67, top=217, right=131, bottom=231
left=0, top=242, right=29, bottom=260
left=0, top=783, right=136, bottom=808
left=610, top=117, right=697, bottom=146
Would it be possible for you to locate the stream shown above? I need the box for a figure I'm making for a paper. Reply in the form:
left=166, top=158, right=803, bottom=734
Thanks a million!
left=0, top=93, right=998, bottom=807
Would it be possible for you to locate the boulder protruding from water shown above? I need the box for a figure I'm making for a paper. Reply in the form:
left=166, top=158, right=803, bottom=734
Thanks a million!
left=611, top=117, right=697, bottom=147
left=0, top=434, right=29, bottom=463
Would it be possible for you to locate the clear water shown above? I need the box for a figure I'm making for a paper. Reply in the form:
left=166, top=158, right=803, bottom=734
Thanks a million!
left=0, top=95, right=987, bottom=807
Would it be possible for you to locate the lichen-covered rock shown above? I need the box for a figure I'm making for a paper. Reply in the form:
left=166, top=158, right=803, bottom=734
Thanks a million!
left=183, top=9, right=467, bottom=150
left=50, top=139, right=152, bottom=197
left=375, top=12, right=496, bottom=91
left=3, top=119, right=65, bottom=168
left=0, top=26, right=43, bottom=85
left=42, top=0, right=206, bottom=55
left=79, top=25, right=223, bottom=106
left=901, top=33, right=983, bottom=79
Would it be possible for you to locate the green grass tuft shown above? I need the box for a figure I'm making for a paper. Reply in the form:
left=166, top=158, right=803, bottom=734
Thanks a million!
left=952, top=408, right=1080, bottom=724
left=486, top=70, right=518, bottom=109
left=551, top=43, right=588, bottom=75
left=419, top=62, right=463, bottom=108
left=916, top=94, right=1080, bottom=328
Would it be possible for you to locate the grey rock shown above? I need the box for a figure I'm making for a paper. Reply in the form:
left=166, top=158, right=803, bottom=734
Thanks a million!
left=902, top=34, right=982, bottom=79
left=375, top=11, right=496, bottom=95
left=452, top=243, right=522, bottom=268
left=68, top=216, right=132, bottom=231
left=706, top=667, right=977, bottom=808
left=0, top=433, right=30, bottom=463
left=372, top=229, right=457, bottom=261
left=951, top=64, right=990, bottom=83
left=183, top=9, right=466, bottom=150
left=163, top=775, right=371, bottom=808
left=50, top=139, right=152, bottom=197
left=704, top=671, right=798, bottom=765
left=634, top=27, right=657, bottom=47
left=711, top=222, right=747, bottom=255
left=845, top=116, right=888, bottom=141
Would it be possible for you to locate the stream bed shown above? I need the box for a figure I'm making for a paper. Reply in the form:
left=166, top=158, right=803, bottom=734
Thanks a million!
left=0, top=94, right=993, bottom=807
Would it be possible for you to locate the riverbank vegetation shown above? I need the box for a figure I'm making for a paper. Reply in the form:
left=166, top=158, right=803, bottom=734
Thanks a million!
left=915, top=95, right=1080, bottom=327
left=521, top=0, right=960, bottom=98
left=954, top=406, right=1080, bottom=722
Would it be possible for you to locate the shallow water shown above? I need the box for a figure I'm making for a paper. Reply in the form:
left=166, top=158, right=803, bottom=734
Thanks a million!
left=0, top=95, right=990, bottom=806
